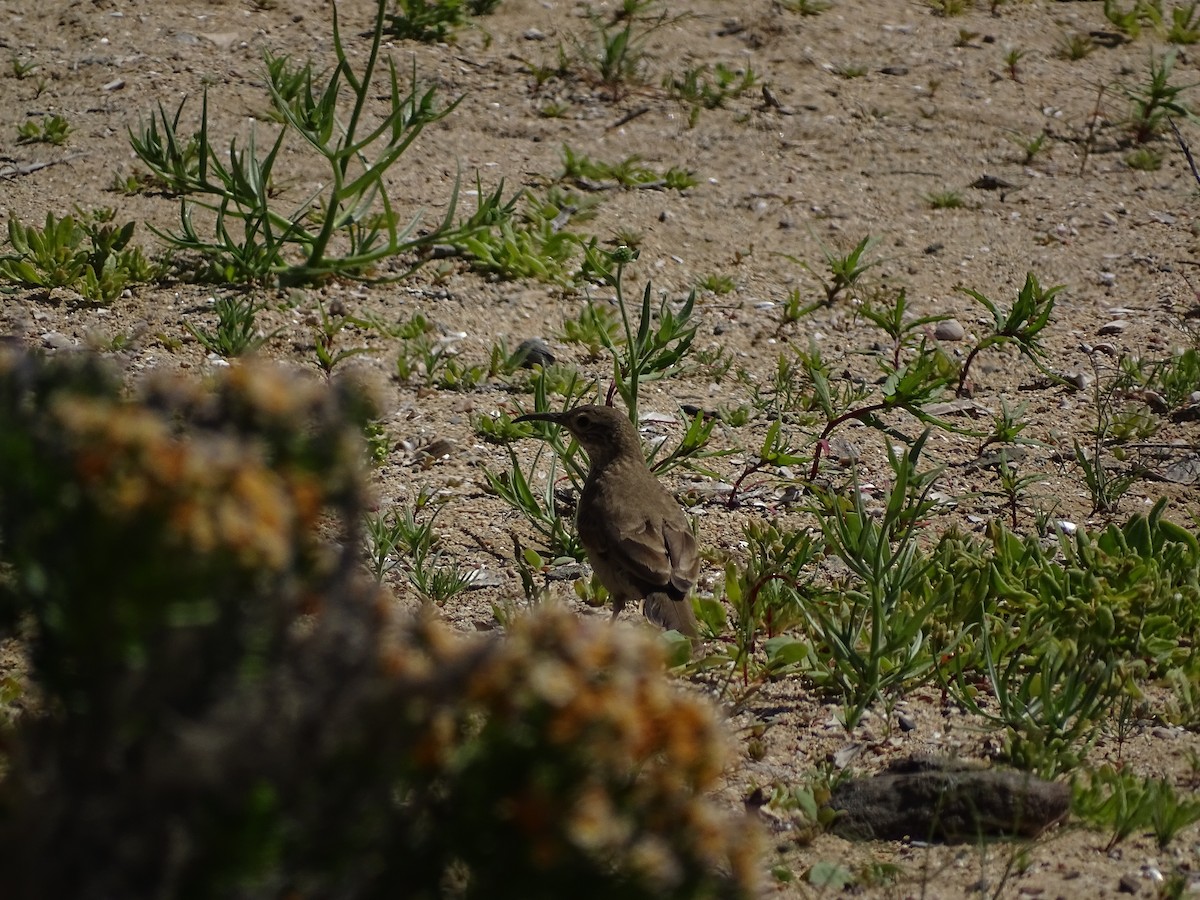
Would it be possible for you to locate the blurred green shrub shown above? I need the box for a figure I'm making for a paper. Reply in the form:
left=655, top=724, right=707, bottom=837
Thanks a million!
left=0, top=348, right=756, bottom=899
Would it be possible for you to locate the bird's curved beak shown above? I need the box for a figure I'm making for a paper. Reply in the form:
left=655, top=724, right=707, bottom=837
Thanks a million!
left=513, top=411, right=566, bottom=425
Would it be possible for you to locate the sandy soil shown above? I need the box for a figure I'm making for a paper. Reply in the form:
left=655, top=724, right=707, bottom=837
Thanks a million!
left=2, top=0, right=1199, bottom=895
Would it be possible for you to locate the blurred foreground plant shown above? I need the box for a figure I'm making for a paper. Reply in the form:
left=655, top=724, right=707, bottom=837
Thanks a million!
left=0, top=347, right=757, bottom=900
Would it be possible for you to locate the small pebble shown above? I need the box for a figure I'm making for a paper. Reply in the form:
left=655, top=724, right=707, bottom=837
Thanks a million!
left=934, top=318, right=965, bottom=341
left=1117, top=873, right=1140, bottom=895
left=1099, top=320, right=1128, bottom=335
left=1066, top=371, right=1093, bottom=390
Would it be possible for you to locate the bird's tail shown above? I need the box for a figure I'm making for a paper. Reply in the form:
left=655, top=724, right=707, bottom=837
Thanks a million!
left=643, top=592, right=700, bottom=640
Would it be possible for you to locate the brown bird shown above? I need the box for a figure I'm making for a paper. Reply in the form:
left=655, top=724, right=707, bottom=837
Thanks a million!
left=514, top=404, right=701, bottom=639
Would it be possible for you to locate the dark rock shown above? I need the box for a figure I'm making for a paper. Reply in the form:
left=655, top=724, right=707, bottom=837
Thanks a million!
left=829, top=755, right=1069, bottom=842
left=514, top=338, right=555, bottom=369
left=1118, top=873, right=1141, bottom=894
left=971, top=174, right=1017, bottom=191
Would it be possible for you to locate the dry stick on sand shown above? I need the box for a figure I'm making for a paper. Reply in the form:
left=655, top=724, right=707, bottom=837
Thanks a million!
left=1169, top=116, right=1200, bottom=188
left=0, top=152, right=88, bottom=180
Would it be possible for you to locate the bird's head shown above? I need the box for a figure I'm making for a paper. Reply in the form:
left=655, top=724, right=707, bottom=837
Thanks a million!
left=514, top=404, right=641, bottom=467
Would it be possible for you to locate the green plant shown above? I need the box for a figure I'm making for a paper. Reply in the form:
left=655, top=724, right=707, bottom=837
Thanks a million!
left=980, top=632, right=1124, bottom=775
left=1104, top=0, right=1152, bottom=37
left=129, top=1, right=499, bottom=285
left=16, top=114, right=70, bottom=145
left=487, top=435, right=587, bottom=562
left=364, top=491, right=436, bottom=579
left=664, top=63, right=759, bottom=127
left=9, top=56, right=38, bottom=78
left=559, top=301, right=623, bottom=358
left=1075, top=351, right=1156, bottom=513
left=782, top=235, right=877, bottom=312
left=1126, top=50, right=1194, bottom=144
left=384, top=0, right=499, bottom=42
left=127, top=101, right=202, bottom=195
left=474, top=408, right=533, bottom=443
left=778, top=0, right=831, bottom=13
left=362, top=419, right=390, bottom=465
left=560, top=145, right=697, bottom=190
left=978, top=398, right=1039, bottom=453
left=694, top=345, right=736, bottom=382
left=940, top=504, right=1200, bottom=773
left=696, top=273, right=735, bottom=294
left=759, top=774, right=840, bottom=845
left=859, top=289, right=953, bottom=372
left=567, top=3, right=669, bottom=100
left=186, top=295, right=276, bottom=357
left=777, top=289, right=810, bottom=331
left=954, top=29, right=981, bottom=48
left=394, top=321, right=471, bottom=388
left=1074, top=766, right=1200, bottom=850
left=584, top=245, right=697, bottom=426
left=312, top=300, right=375, bottom=376
left=711, top=518, right=822, bottom=704
left=538, top=101, right=569, bottom=118
left=991, top=452, right=1044, bottom=528
left=1125, top=146, right=1163, bottom=169
left=1010, top=130, right=1049, bottom=164
left=955, top=272, right=1062, bottom=396
left=831, top=63, right=867, bottom=79
left=1167, top=1, right=1200, bottom=42
left=610, top=227, right=644, bottom=250
left=365, top=495, right=475, bottom=603
left=0, top=211, right=159, bottom=304
left=453, top=183, right=596, bottom=284
left=109, top=169, right=182, bottom=197
left=517, top=49, right=572, bottom=92
left=802, top=311, right=959, bottom=480
left=727, top=416, right=811, bottom=504
left=924, top=189, right=964, bottom=209
left=485, top=338, right=543, bottom=380
left=1055, top=32, right=1095, bottom=60
left=798, top=433, right=960, bottom=728
left=1142, top=346, right=1200, bottom=410
left=1003, top=47, right=1027, bottom=81
left=929, top=0, right=967, bottom=15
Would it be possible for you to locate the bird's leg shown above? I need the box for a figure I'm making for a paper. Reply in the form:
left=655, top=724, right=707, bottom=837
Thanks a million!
left=610, top=596, right=627, bottom=620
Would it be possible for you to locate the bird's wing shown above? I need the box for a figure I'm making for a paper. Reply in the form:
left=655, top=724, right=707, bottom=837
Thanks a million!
left=611, top=516, right=675, bottom=590
left=661, top=523, right=699, bottom=595
left=607, top=515, right=697, bottom=600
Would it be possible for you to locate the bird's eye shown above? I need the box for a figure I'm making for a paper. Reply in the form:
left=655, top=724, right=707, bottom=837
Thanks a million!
left=574, top=413, right=590, bottom=429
